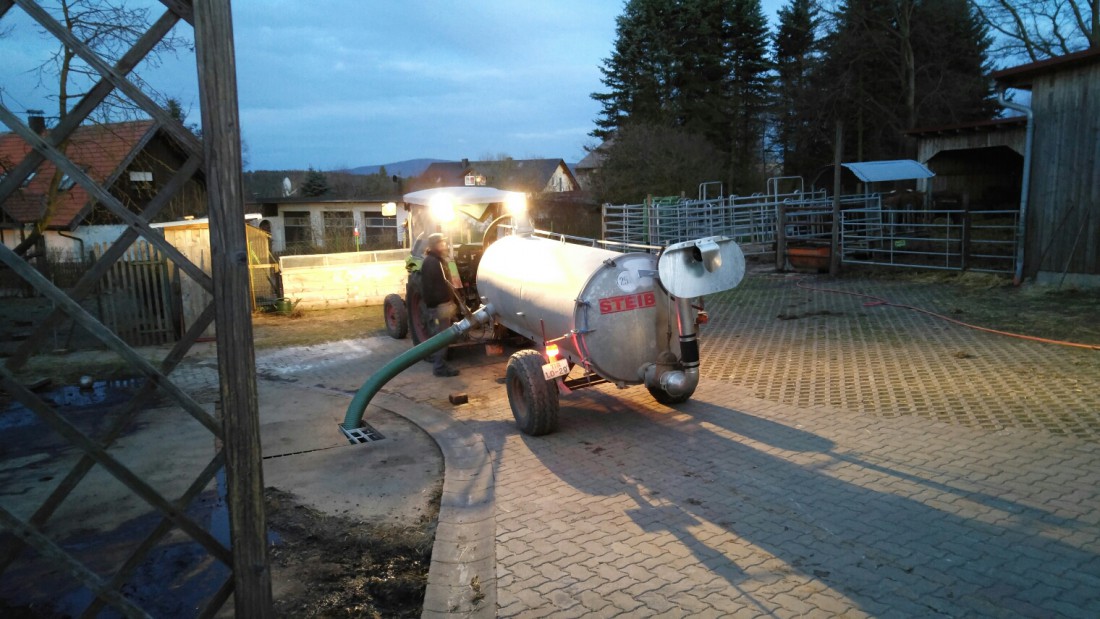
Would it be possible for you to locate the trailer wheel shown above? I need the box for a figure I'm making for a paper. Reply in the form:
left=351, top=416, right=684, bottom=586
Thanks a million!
left=383, top=294, right=408, bottom=339
left=506, top=350, right=559, bottom=436
left=647, top=384, right=694, bottom=405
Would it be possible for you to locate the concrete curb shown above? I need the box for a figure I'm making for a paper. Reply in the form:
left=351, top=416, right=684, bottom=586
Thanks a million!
left=372, top=392, right=496, bottom=618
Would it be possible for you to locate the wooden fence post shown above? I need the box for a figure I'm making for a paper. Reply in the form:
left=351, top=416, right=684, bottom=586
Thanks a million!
left=830, top=121, right=843, bottom=276
left=775, top=200, right=788, bottom=272
left=193, top=0, right=274, bottom=615
left=961, top=191, right=971, bottom=271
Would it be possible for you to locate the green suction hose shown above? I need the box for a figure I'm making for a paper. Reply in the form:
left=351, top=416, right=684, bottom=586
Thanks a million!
left=340, top=304, right=496, bottom=443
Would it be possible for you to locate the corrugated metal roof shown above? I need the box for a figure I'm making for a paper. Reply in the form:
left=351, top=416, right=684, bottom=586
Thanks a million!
left=841, top=159, right=934, bottom=182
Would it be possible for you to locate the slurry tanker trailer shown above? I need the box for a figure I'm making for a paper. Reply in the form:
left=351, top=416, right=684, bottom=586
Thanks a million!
left=341, top=190, right=745, bottom=440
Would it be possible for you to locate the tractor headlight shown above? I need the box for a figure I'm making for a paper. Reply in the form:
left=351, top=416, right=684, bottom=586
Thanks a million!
left=429, top=194, right=455, bottom=222
left=505, top=192, right=527, bottom=217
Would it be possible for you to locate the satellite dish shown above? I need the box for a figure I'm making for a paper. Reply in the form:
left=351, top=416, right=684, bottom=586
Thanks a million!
left=282, top=177, right=293, bottom=197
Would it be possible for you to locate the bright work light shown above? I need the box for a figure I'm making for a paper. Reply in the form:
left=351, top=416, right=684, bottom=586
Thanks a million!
left=505, top=192, right=527, bottom=216
left=429, top=193, right=455, bottom=222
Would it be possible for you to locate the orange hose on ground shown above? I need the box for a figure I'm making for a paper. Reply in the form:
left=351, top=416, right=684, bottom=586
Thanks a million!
left=794, top=279, right=1100, bottom=351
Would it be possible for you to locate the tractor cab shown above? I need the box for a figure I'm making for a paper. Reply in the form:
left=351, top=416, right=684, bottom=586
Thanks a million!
left=383, top=186, right=527, bottom=344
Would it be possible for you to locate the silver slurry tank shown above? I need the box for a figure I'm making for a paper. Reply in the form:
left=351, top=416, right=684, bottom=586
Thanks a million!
left=476, top=235, right=667, bottom=384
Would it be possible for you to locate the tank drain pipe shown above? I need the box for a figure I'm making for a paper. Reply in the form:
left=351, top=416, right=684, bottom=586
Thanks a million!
left=646, top=297, right=700, bottom=398
left=340, top=304, right=496, bottom=442
left=996, top=87, right=1033, bottom=286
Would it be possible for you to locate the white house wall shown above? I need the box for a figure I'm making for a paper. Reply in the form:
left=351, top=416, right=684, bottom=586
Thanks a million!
left=545, top=165, right=577, bottom=192
left=0, top=224, right=129, bottom=260
left=259, top=202, right=407, bottom=252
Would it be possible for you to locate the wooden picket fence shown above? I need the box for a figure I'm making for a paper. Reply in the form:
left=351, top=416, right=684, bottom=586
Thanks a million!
left=89, top=240, right=176, bottom=346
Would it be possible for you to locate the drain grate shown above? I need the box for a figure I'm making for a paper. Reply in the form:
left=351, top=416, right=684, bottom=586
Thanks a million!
left=339, top=423, right=386, bottom=445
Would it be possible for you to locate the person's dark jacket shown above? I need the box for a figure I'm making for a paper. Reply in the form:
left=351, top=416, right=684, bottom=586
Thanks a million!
left=421, top=250, right=452, bottom=308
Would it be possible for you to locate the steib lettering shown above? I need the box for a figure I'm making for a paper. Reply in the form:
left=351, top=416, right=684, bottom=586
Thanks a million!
left=598, top=291, right=656, bottom=314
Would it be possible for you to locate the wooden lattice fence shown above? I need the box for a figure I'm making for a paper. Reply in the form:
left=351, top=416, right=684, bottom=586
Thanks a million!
left=0, top=0, right=272, bottom=615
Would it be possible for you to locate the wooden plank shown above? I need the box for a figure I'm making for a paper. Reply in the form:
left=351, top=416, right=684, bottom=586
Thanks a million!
left=166, top=227, right=215, bottom=338
left=194, top=0, right=274, bottom=613
left=830, top=121, right=843, bottom=275
left=101, top=245, right=121, bottom=344
left=155, top=246, right=174, bottom=342
left=1025, top=64, right=1100, bottom=278
left=139, top=243, right=155, bottom=345
left=157, top=0, right=194, bottom=25
left=120, top=245, right=138, bottom=344
left=136, top=242, right=157, bottom=345
left=135, top=242, right=151, bottom=345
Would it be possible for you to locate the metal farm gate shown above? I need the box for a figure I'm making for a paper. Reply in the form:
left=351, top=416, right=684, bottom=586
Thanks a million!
left=602, top=181, right=1018, bottom=274
left=0, top=1, right=272, bottom=616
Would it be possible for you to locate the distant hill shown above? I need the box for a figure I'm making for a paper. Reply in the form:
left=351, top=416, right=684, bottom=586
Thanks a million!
left=342, top=158, right=450, bottom=178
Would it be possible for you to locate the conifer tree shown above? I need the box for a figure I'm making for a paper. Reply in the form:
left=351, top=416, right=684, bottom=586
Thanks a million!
left=773, top=0, right=824, bottom=177
left=301, top=167, right=330, bottom=197
left=591, top=0, right=773, bottom=196
left=810, top=0, right=995, bottom=163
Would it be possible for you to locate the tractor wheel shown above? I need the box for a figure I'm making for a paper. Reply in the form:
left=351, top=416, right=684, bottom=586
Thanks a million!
left=506, top=350, right=559, bottom=436
left=647, top=383, right=694, bottom=406
left=383, top=294, right=408, bottom=339
left=406, top=272, right=432, bottom=345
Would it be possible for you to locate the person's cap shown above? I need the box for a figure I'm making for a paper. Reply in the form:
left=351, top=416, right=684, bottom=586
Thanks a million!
left=427, top=233, right=446, bottom=248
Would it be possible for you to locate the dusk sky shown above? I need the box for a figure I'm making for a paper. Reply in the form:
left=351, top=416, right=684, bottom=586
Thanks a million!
left=1, top=0, right=784, bottom=172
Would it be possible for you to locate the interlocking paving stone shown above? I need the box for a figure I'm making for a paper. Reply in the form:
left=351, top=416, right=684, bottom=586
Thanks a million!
left=211, top=272, right=1100, bottom=617
left=701, top=273, right=1100, bottom=440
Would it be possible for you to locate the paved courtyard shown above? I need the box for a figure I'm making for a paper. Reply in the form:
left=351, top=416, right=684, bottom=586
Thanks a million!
left=252, top=270, right=1100, bottom=617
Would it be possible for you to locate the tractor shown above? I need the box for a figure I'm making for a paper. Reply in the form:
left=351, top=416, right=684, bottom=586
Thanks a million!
left=382, top=186, right=525, bottom=346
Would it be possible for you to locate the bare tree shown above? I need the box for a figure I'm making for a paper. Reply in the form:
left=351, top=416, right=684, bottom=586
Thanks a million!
left=973, top=0, right=1098, bottom=62
left=21, top=0, right=189, bottom=233
left=33, top=0, right=187, bottom=123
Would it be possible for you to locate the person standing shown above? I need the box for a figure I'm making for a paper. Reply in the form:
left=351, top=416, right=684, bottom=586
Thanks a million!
left=421, top=233, right=460, bottom=377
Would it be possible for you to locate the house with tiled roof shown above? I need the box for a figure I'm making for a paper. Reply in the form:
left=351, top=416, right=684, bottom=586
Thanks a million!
left=0, top=117, right=205, bottom=259
left=417, top=158, right=579, bottom=194
left=414, top=157, right=599, bottom=237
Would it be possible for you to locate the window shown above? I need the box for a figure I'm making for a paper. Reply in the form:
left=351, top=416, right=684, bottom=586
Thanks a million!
left=129, top=171, right=153, bottom=183
left=58, top=166, right=88, bottom=191
left=323, top=210, right=355, bottom=251
left=283, top=211, right=313, bottom=251
left=359, top=214, right=398, bottom=250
